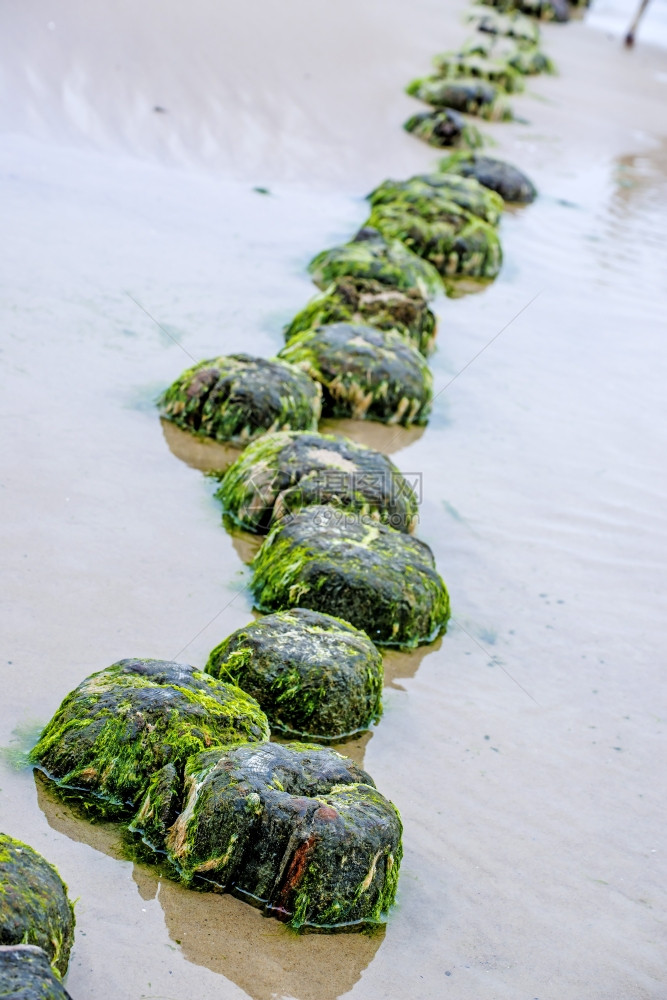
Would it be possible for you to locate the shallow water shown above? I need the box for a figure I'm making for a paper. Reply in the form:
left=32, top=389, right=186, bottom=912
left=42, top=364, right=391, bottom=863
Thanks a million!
left=1, top=1, right=666, bottom=998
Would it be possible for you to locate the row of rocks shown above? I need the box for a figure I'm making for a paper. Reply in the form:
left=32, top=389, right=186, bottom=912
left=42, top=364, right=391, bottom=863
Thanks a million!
left=404, top=5, right=558, bottom=148
left=8, top=4, right=584, bottom=985
left=28, top=656, right=401, bottom=932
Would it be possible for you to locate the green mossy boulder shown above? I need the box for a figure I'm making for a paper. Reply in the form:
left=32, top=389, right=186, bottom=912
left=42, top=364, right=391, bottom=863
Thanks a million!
left=215, top=430, right=419, bottom=534
left=369, top=174, right=504, bottom=226
left=158, top=354, right=321, bottom=446
left=31, top=659, right=269, bottom=818
left=468, top=7, right=541, bottom=43
left=206, top=608, right=384, bottom=741
left=366, top=200, right=502, bottom=281
left=431, top=52, right=525, bottom=92
left=437, top=152, right=537, bottom=204
left=406, top=76, right=512, bottom=121
left=284, top=276, right=437, bottom=356
left=136, top=741, right=402, bottom=931
left=278, top=324, right=433, bottom=427
left=404, top=108, right=482, bottom=149
left=0, top=836, right=75, bottom=978
left=251, top=505, right=450, bottom=647
left=0, top=946, right=72, bottom=999
left=307, top=229, right=443, bottom=300
left=477, top=0, right=571, bottom=22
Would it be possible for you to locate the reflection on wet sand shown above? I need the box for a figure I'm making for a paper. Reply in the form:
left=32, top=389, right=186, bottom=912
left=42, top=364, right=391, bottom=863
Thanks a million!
left=35, top=770, right=127, bottom=861
left=318, top=417, right=425, bottom=455
left=164, top=414, right=425, bottom=467
left=35, top=771, right=384, bottom=1000
left=141, top=875, right=384, bottom=1000
left=161, top=418, right=243, bottom=473
left=383, top=636, right=443, bottom=691
left=225, top=519, right=264, bottom=564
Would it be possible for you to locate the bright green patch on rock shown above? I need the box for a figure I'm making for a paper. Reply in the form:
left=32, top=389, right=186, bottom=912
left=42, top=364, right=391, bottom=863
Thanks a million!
left=157, top=353, right=321, bottom=446
left=0, top=836, right=75, bottom=978
left=284, top=276, right=437, bottom=356
left=251, top=505, right=450, bottom=647
left=30, top=659, right=269, bottom=818
left=432, top=51, right=525, bottom=92
left=437, top=152, right=537, bottom=204
left=406, top=76, right=512, bottom=121
left=467, top=7, right=541, bottom=43
left=404, top=108, right=483, bottom=149
left=0, top=946, right=72, bottom=999
left=307, top=229, right=443, bottom=300
left=369, top=174, right=504, bottom=226
left=278, top=324, right=433, bottom=427
left=135, top=741, right=402, bottom=931
left=214, top=430, right=419, bottom=534
left=206, top=608, right=384, bottom=741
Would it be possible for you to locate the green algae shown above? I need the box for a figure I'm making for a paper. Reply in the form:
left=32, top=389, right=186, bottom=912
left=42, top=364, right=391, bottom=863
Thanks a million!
left=157, top=353, right=321, bottom=445
left=284, top=276, right=437, bottom=356
left=431, top=51, right=525, bottom=92
left=437, top=152, right=537, bottom=204
left=30, top=658, right=269, bottom=818
left=368, top=174, right=504, bottom=227
left=462, top=35, right=556, bottom=75
left=214, top=430, right=419, bottom=534
left=404, top=108, right=483, bottom=149
left=0, top=836, right=75, bottom=978
left=134, top=741, right=402, bottom=931
left=467, top=7, right=541, bottom=43
left=278, top=324, right=433, bottom=427
left=365, top=200, right=502, bottom=281
left=206, top=608, right=384, bottom=741
left=405, top=76, right=513, bottom=121
left=307, top=229, right=443, bottom=300
left=0, top=946, right=72, bottom=999
left=251, top=505, right=450, bottom=648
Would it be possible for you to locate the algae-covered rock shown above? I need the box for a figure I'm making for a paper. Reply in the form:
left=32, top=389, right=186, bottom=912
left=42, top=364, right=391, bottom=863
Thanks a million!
left=366, top=199, right=502, bottom=281
left=207, top=608, right=384, bottom=741
left=468, top=7, right=541, bottom=43
left=0, top=836, right=75, bottom=978
left=437, top=152, right=537, bottom=204
left=405, top=76, right=512, bottom=121
left=284, top=276, right=436, bottom=356
left=137, top=741, right=402, bottom=931
left=404, top=108, right=482, bottom=149
left=215, top=430, right=419, bottom=533
left=308, top=228, right=443, bottom=300
left=462, top=36, right=556, bottom=75
left=477, top=0, right=571, bottom=22
left=369, top=174, right=504, bottom=226
left=31, top=659, right=269, bottom=818
left=278, top=324, right=433, bottom=427
left=0, top=945, right=73, bottom=999
left=251, top=505, right=450, bottom=647
left=432, top=52, right=525, bottom=92
left=157, top=354, right=321, bottom=445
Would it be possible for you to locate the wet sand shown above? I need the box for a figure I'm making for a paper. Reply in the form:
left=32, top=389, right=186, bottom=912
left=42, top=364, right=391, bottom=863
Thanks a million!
left=1, top=1, right=666, bottom=998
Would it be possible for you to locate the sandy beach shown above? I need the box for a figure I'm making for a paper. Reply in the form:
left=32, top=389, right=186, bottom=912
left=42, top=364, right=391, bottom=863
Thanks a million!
left=1, top=1, right=666, bottom=998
